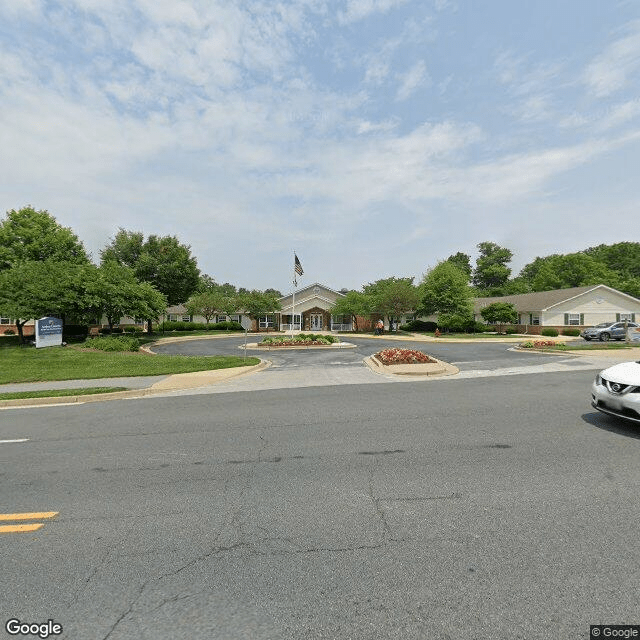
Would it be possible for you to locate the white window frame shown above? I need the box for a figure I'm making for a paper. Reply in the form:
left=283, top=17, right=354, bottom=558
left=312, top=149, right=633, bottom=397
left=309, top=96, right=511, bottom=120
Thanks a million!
left=567, top=313, right=580, bottom=326
left=620, top=313, right=633, bottom=322
left=229, top=314, right=241, bottom=323
left=181, top=314, right=191, bottom=322
left=216, top=315, right=227, bottom=323
left=0, top=317, right=11, bottom=325
left=530, top=315, right=540, bottom=326
left=259, top=315, right=275, bottom=329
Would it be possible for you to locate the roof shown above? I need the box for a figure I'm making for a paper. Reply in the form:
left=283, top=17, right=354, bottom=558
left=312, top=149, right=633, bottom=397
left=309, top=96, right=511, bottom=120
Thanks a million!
left=472, top=284, right=633, bottom=313
left=278, top=282, right=346, bottom=301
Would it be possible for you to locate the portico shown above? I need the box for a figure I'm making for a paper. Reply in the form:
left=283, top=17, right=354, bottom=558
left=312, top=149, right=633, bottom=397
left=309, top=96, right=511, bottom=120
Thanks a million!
left=277, top=283, right=351, bottom=332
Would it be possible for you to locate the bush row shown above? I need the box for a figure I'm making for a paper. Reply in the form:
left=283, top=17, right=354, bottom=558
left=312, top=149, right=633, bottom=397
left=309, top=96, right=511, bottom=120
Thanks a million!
left=158, top=321, right=243, bottom=332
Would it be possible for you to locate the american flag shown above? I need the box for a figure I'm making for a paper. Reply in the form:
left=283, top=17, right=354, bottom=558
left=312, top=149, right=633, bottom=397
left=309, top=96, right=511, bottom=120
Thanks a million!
left=294, top=254, right=303, bottom=276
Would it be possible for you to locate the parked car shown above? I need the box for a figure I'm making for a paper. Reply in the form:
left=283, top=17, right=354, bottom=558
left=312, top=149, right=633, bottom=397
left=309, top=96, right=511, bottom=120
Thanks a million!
left=591, top=361, right=640, bottom=424
left=580, top=321, right=639, bottom=342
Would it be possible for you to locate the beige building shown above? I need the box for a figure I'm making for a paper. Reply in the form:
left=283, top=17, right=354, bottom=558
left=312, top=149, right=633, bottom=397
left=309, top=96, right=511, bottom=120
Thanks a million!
left=473, top=284, right=639, bottom=333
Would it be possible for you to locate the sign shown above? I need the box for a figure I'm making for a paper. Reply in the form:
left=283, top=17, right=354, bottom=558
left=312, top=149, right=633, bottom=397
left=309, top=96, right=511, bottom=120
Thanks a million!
left=35, top=317, right=63, bottom=348
left=627, top=327, right=640, bottom=343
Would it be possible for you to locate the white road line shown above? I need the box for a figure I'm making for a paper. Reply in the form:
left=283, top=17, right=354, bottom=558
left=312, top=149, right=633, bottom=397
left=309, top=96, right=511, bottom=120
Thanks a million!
left=0, top=439, right=30, bottom=443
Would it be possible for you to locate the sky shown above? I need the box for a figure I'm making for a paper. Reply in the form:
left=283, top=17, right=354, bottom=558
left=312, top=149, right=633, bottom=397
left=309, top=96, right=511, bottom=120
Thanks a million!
left=1, top=0, right=639, bottom=295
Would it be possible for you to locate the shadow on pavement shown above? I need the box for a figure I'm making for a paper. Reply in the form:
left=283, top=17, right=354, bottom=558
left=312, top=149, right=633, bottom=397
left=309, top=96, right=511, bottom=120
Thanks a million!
left=581, top=411, right=640, bottom=440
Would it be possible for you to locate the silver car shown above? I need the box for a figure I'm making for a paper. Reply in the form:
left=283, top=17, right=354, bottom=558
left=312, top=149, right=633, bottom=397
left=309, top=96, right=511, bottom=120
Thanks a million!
left=592, top=361, right=640, bottom=424
left=581, top=321, right=639, bottom=342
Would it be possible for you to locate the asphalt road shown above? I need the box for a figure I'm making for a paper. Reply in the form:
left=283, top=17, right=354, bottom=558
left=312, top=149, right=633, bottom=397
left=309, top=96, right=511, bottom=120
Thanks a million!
left=2, top=368, right=639, bottom=640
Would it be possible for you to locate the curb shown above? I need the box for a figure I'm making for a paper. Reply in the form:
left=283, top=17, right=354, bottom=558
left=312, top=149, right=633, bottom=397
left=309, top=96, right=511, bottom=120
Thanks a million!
left=0, top=360, right=270, bottom=409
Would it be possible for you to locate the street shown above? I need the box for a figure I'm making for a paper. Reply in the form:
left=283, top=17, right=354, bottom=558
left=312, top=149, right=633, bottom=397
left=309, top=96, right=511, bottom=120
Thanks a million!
left=1, top=362, right=639, bottom=639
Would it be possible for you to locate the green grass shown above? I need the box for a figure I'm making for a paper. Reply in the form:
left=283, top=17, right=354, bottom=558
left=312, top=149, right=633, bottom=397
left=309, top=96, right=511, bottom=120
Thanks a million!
left=0, top=387, right=127, bottom=400
left=0, top=345, right=260, bottom=384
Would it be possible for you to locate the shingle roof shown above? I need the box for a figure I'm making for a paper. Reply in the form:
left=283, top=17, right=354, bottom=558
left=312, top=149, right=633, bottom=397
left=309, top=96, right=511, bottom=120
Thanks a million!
left=473, top=285, right=604, bottom=314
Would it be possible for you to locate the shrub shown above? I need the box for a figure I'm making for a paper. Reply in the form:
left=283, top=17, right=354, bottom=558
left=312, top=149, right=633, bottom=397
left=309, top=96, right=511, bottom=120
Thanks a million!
left=399, top=319, right=438, bottom=332
left=3, top=329, right=15, bottom=335
left=85, top=336, right=140, bottom=352
left=541, top=327, right=559, bottom=337
left=505, top=327, right=518, bottom=335
left=98, top=327, right=124, bottom=335
left=63, top=324, right=89, bottom=342
left=211, top=321, right=243, bottom=331
left=561, top=328, right=581, bottom=336
left=121, top=325, right=144, bottom=334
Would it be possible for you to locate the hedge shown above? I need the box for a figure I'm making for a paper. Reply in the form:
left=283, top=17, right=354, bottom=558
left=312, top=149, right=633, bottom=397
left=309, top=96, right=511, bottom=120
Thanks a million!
left=85, top=336, right=141, bottom=352
left=158, top=321, right=243, bottom=332
left=541, top=327, right=559, bottom=337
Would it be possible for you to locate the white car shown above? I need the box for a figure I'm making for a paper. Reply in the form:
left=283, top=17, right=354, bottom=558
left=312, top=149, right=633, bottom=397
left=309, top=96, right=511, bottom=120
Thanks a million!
left=591, top=361, right=640, bottom=424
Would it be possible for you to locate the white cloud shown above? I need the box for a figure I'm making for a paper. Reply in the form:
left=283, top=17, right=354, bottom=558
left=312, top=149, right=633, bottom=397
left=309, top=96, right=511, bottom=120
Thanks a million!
left=337, top=0, right=408, bottom=25
left=583, top=20, right=640, bottom=97
left=396, top=60, right=430, bottom=101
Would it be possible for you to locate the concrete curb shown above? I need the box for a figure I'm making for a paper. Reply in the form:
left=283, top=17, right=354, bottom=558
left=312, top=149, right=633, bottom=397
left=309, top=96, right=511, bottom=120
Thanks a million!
left=364, top=355, right=459, bottom=378
left=0, top=360, right=270, bottom=409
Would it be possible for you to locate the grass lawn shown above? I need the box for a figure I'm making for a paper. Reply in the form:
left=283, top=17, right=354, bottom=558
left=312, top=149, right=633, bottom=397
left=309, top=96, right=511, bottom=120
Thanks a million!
left=539, top=343, right=633, bottom=352
left=0, top=387, right=128, bottom=400
left=0, top=345, right=260, bottom=384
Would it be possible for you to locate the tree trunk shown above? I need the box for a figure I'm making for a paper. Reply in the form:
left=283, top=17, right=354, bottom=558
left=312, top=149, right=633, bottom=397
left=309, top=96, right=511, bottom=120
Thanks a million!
left=17, top=320, right=27, bottom=345
left=147, top=318, right=153, bottom=334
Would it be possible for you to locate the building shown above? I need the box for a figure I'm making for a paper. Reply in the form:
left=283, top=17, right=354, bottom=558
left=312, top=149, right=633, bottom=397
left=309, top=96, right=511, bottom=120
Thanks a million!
left=473, top=284, right=640, bottom=333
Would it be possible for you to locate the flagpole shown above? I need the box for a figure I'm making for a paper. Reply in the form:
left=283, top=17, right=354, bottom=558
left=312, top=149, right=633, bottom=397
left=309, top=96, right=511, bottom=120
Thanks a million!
left=291, top=251, right=296, bottom=338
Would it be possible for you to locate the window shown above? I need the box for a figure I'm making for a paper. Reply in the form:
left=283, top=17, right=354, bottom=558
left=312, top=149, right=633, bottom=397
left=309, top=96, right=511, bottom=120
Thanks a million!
left=0, top=317, right=10, bottom=325
left=259, top=315, right=275, bottom=328
left=216, top=315, right=227, bottom=323
left=530, top=315, right=540, bottom=325
left=229, top=315, right=241, bottom=323
left=567, top=314, right=580, bottom=326
left=168, top=314, right=179, bottom=322
left=619, top=313, right=634, bottom=322
left=181, top=315, right=191, bottom=322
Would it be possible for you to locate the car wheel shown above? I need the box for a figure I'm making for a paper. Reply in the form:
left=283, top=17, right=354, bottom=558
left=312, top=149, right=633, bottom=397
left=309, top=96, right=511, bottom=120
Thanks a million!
left=599, top=332, right=610, bottom=342
left=584, top=337, right=591, bottom=341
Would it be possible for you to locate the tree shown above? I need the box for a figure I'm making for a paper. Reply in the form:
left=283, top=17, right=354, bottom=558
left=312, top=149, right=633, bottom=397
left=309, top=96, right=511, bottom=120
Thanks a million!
left=89, top=262, right=167, bottom=330
left=472, top=241, right=513, bottom=295
left=0, top=206, right=89, bottom=271
left=418, top=261, right=473, bottom=318
left=445, top=252, right=472, bottom=280
left=363, top=277, right=418, bottom=330
left=584, top=242, right=640, bottom=279
left=0, top=260, right=89, bottom=342
left=480, top=302, right=518, bottom=333
left=101, top=229, right=200, bottom=331
left=185, top=291, right=224, bottom=325
left=529, top=254, right=619, bottom=291
left=239, top=290, right=281, bottom=331
left=330, top=290, right=372, bottom=332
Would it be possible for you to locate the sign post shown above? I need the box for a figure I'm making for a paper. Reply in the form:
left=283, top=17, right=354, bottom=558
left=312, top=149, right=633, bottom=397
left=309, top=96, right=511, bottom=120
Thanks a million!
left=35, top=317, right=63, bottom=348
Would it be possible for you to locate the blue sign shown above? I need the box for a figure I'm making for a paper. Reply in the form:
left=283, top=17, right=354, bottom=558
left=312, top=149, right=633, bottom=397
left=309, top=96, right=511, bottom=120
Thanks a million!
left=36, top=317, right=63, bottom=348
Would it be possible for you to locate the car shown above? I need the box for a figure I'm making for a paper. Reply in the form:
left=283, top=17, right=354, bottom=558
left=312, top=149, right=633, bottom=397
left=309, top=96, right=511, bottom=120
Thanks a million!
left=591, top=361, right=640, bottom=424
left=580, top=321, right=639, bottom=342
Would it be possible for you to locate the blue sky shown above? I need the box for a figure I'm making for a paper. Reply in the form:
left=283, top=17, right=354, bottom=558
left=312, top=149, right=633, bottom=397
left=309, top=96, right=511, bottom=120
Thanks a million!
left=1, top=1, right=639, bottom=294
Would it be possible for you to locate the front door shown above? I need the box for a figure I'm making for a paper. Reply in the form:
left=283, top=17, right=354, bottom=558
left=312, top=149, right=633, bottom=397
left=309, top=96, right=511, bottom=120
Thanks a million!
left=310, top=313, right=323, bottom=331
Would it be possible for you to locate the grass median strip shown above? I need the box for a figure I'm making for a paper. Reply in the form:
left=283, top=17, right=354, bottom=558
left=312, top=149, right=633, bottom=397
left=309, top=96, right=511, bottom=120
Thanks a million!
left=0, top=387, right=128, bottom=400
left=0, top=346, right=261, bottom=384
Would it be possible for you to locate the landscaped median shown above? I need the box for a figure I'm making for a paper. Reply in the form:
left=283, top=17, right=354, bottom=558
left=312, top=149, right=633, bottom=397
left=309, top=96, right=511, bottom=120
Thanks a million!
left=365, top=348, right=459, bottom=377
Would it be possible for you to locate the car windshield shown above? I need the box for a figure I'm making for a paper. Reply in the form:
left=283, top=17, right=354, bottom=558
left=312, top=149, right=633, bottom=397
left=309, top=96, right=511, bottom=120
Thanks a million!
left=594, top=323, right=612, bottom=328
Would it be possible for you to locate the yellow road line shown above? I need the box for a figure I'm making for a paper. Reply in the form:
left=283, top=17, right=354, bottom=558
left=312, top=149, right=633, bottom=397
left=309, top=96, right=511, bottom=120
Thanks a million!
left=0, top=523, right=44, bottom=533
left=0, top=511, right=58, bottom=521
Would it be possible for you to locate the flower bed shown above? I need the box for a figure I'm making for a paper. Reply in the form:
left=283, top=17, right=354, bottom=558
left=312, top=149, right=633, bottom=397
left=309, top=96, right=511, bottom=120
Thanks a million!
left=519, top=340, right=563, bottom=349
left=374, top=348, right=436, bottom=365
left=262, top=334, right=338, bottom=346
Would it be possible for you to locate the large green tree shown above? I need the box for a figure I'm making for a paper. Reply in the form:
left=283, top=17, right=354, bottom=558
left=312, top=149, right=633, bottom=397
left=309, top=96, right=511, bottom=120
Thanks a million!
left=185, top=290, right=225, bottom=325
left=89, top=262, right=167, bottom=330
left=0, top=260, right=92, bottom=342
left=472, top=241, right=513, bottom=295
left=330, top=290, right=372, bottom=332
left=239, top=290, right=281, bottom=331
left=101, top=229, right=200, bottom=331
left=0, top=206, right=89, bottom=270
left=418, top=261, right=473, bottom=318
left=101, top=229, right=200, bottom=306
left=527, top=253, right=620, bottom=291
left=480, top=302, right=518, bottom=333
left=363, top=277, right=419, bottom=330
